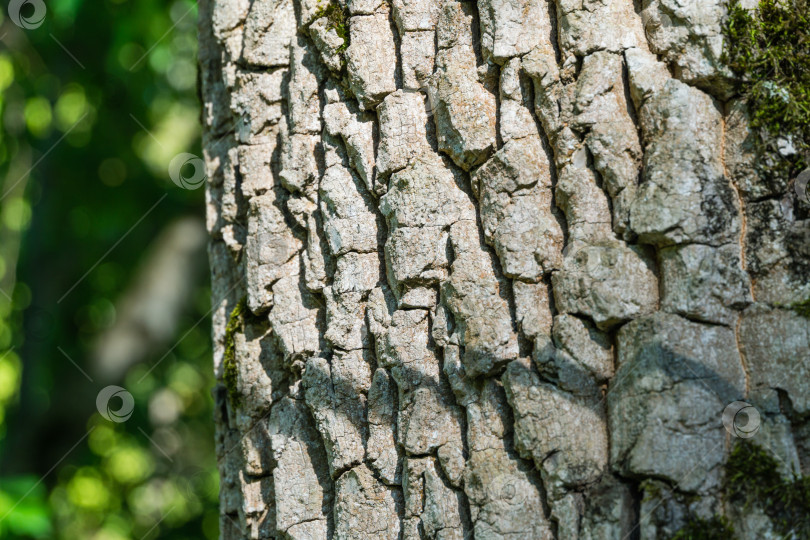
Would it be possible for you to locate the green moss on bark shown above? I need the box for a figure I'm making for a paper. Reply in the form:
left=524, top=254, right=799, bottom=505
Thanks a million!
left=670, top=442, right=810, bottom=539
left=787, top=297, right=810, bottom=319
left=313, top=0, right=348, bottom=52
left=669, top=516, right=736, bottom=540
left=223, top=297, right=247, bottom=407
left=726, top=442, right=810, bottom=537
left=723, top=0, right=810, bottom=178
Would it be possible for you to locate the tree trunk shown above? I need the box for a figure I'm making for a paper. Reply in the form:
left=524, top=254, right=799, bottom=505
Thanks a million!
left=198, top=0, right=810, bottom=537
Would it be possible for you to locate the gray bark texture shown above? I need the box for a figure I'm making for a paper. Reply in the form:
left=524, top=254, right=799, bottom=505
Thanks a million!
left=198, top=0, right=810, bottom=537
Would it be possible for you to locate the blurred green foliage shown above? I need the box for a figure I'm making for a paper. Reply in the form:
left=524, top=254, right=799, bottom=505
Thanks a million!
left=0, top=0, right=217, bottom=537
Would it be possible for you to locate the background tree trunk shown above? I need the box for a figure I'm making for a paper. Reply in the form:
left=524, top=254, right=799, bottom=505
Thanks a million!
left=199, top=0, right=810, bottom=537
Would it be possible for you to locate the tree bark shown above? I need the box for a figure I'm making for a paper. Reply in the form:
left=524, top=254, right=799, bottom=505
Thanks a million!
left=198, top=0, right=810, bottom=537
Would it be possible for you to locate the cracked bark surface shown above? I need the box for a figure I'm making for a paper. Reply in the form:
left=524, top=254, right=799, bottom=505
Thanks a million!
left=199, top=0, right=810, bottom=537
